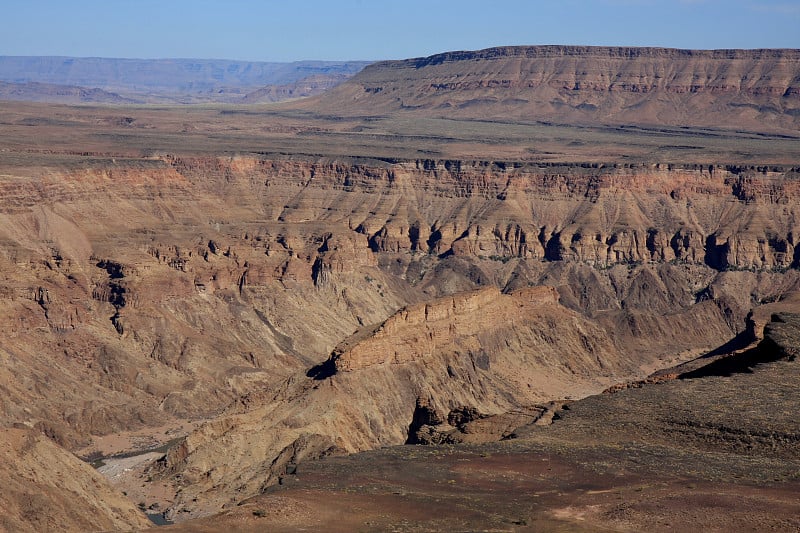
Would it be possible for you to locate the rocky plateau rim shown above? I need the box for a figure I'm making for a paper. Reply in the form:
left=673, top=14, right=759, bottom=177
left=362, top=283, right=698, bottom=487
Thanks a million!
left=7, top=150, right=800, bottom=173
left=371, top=44, right=800, bottom=69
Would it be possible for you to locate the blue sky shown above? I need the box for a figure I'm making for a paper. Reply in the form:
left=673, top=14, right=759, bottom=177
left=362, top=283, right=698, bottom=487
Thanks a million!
left=1, top=0, right=798, bottom=61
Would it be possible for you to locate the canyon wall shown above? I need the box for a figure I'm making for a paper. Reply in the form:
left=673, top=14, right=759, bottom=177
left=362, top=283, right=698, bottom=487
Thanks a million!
left=198, top=157, right=799, bottom=270
left=1, top=154, right=798, bottom=518
left=1, top=156, right=797, bottom=437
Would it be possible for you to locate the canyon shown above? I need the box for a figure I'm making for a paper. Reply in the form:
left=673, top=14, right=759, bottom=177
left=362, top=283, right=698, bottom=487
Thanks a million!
left=0, top=45, right=798, bottom=531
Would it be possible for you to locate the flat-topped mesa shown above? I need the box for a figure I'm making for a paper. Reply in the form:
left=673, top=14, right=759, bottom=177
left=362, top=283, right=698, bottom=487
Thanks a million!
left=308, top=45, right=800, bottom=131
left=332, top=286, right=559, bottom=372
left=391, top=45, right=800, bottom=67
left=356, top=44, right=800, bottom=92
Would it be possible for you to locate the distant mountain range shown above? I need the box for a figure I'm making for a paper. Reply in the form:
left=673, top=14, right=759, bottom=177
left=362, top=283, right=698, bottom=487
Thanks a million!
left=0, top=56, right=371, bottom=104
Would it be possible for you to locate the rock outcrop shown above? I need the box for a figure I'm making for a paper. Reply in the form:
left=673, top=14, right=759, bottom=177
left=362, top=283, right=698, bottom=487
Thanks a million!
left=332, top=286, right=558, bottom=371
left=406, top=400, right=562, bottom=445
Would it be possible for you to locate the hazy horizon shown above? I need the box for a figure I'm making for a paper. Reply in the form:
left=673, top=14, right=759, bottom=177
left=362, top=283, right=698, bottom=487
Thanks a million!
left=1, top=1, right=798, bottom=63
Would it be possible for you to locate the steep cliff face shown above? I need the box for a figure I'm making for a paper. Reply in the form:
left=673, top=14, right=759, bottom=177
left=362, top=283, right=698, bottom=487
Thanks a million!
left=169, top=156, right=800, bottom=271
left=307, top=46, right=800, bottom=132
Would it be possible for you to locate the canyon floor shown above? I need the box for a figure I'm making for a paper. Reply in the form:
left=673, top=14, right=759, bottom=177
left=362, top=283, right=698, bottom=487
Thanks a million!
left=1, top=46, right=799, bottom=532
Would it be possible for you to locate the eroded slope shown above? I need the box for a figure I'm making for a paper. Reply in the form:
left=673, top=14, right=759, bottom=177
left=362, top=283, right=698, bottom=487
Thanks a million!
left=0, top=428, right=150, bottom=532
left=153, top=286, right=655, bottom=518
left=158, top=312, right=800, bottom=533
left=1, top=156, right=797, bottom=450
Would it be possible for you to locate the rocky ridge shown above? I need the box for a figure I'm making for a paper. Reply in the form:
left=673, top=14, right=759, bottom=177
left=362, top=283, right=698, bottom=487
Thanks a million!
left=152, top=284, right=650, bottom=519
left=331, top=286, right=558, bottom=372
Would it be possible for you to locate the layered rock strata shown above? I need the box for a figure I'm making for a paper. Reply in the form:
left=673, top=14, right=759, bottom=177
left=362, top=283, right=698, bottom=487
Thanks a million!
left=309, top=46, right=800, bottom=132
left=170, top=157, right=800, bottom=270
left=0, top=155, right=797, bottom=449
left=0, top=154, right=797, bottom=521
left=332, top=286, right=558, bottom=371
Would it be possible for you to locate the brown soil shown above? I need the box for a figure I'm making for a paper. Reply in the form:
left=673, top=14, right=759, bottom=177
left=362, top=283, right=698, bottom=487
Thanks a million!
left=158, top=444, right=800, bottom=532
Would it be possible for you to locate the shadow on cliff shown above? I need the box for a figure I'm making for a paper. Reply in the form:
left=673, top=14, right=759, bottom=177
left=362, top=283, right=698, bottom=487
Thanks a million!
left=693, top=328, right=755, bottom=360
left=680, top=315, right=796, bottom=380
left=306, top=358, right=337, bottom=380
